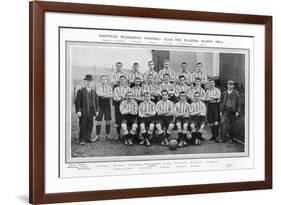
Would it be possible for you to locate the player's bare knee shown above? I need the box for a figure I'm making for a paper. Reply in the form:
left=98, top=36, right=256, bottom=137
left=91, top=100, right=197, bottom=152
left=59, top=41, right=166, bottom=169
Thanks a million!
left=156, top=123, right=162, bottom=130
left=168, top=123, right=175, bottom=130
left=140, top=123, right=145, bottom=130
left=200, top=122, right=205, bottom=129
left=132, top=123, right=138, bottom=131
left=121, top=123, right=127, bottom=130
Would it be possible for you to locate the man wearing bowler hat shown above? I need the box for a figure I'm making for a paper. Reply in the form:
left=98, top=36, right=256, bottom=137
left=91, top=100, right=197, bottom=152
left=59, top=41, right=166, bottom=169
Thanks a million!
left=75, top=74, right=99, bottom=145
left=218, top=80, right=240, bottom=143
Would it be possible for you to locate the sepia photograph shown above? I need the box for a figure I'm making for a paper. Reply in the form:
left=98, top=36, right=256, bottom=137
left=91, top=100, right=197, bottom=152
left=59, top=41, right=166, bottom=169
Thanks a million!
left=66, top=39, right=248, bottom=161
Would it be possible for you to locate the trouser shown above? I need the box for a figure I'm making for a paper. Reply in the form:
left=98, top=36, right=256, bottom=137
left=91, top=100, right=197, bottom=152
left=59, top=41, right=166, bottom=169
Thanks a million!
left=220, top=110, right=236, bottom=140
left=79, top=115, right=94, bottom=142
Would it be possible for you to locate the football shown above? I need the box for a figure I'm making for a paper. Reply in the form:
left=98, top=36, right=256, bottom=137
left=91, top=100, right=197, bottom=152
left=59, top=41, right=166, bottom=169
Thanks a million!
left=169, top=139, right=178, bottom=150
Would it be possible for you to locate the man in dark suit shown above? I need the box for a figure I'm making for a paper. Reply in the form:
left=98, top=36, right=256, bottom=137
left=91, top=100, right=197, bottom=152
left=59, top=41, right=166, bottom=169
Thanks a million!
left=218, top=80, right=240, bottom=143
left=75, top=74, right=99, bottom=145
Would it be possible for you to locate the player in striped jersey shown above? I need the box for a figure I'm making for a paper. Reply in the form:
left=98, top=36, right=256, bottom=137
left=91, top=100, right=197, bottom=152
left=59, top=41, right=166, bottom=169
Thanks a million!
left=128, top=62, right=143, bottom=86
left=158, top=73, right=176, bottom=102
left=158, top=60, right=176, bottom=82
left=138, top=92, right=156, bottom=146
left=113, top=75, right=131, bottom=140
left=110, top=62, right=127, bottom=88
left=142, top=73, right=160, bottom=103
left=191, top=62, right=208, bottom=85
left=176, top=62, right=192, bottom=85
left=95, top=75, right=113, bottom=140
left=190, top=77, right=206, bottom=101
left=131, top=77, right=144, bottom=104
left=156, top=90, right=175, bottom=146
left=205, top=79, right=221, bottom=141
left=189, top=92, right=207, bottom=145
left=174, top=92, right=191, bottom=147
left=119, top=91, right=138, bottom=145
left=143, top=61, right=159, bottom=83
left=175, top=75, right=192, bottom=102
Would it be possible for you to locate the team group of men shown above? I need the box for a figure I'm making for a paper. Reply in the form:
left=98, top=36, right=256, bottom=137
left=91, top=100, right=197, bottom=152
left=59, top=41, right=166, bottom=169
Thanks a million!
left=75, top=60, right=241, bottom=148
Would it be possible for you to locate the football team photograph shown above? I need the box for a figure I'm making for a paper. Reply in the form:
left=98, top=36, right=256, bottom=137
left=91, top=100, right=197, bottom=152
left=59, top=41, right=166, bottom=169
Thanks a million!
left=70, top=44, right=246, bottom=158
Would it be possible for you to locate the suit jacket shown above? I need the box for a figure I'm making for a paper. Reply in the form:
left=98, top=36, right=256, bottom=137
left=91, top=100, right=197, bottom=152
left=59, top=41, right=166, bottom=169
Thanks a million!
left=75, top=87, right=99, bottom=117
left=220, top=89, right=240, bottom=113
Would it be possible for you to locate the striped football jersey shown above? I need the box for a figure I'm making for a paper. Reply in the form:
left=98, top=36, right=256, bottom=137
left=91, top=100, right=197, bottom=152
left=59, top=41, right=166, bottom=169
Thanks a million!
left=159, top=82, right=175, bottom=94
left=192, top=71, right=208, bottom=83
left=131, top=86, right=143, bottom=101
left=110, top=71, right=127, bottom=84
left=143, top=70, right=159, bottom=82
left=175, top=84, right=191, bottom=97
left=113, top=85, right=130, bottom=101
left=206, top=87, right=221, bottom=102
left=174, top=101, right=190, bottom=117
left=158, top=68, right=176, bottom=81
left=139, top=101, right=156, bottom=117
left=96, top=83, right=113, bottom=98
left=190, top=101, right=206, bottom=116
left=176, top=71, right=192, bottom=84
left=156, top=100, right=174, bottom=116
left=120, top=99, right=138, bottom=115
left=128, top=71, right=143, bottom=83
left=190, top=86, right=206, bottom=101
left=142, top=83, right=159, bottom=96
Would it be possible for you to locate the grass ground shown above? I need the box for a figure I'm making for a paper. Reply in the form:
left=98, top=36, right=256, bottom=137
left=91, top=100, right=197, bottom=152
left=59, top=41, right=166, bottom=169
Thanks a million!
left=71, top=103, right=244, bottom=158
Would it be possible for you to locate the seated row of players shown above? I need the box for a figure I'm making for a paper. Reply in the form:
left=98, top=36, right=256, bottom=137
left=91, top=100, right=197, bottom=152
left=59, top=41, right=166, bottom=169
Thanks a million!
left=118, top=90, right=206, bottom=147
left=111, top=60, right=208, bottom=86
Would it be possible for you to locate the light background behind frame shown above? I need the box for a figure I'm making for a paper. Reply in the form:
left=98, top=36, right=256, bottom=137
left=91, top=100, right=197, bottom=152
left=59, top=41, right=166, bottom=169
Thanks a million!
left=45, top=12, right=264, bottom=193
left=1, top=0, right=279, bottom=204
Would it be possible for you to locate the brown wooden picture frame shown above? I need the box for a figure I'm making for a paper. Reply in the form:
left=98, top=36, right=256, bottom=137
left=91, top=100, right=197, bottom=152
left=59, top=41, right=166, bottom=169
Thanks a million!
left=29, top=1, right=272, bottom=204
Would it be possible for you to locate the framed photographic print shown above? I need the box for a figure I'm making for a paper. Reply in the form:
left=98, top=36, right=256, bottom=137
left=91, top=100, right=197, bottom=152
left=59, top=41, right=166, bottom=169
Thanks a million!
left=29, top=1, right=272, bottom=204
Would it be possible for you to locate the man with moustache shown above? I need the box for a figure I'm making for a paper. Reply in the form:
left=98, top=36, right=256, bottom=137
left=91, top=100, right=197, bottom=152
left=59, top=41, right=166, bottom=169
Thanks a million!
left=176, top=62, right=192, bottom=85
left=143, top=60, right=159, bottom=83
left=158, top=60, right=176, bottom=82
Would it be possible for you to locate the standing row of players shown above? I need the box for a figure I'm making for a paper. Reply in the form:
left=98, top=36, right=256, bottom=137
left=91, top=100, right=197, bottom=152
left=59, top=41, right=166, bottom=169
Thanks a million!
left=75, top=60, right=240, bottom=147
left=111, top=60, right=208, bottom=86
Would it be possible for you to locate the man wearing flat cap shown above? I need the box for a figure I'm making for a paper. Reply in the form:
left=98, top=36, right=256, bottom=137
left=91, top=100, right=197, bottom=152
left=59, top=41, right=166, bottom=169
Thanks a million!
left=75, top=74, right=99, bottom=145
left=218, top=80, right=240, bottom=143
